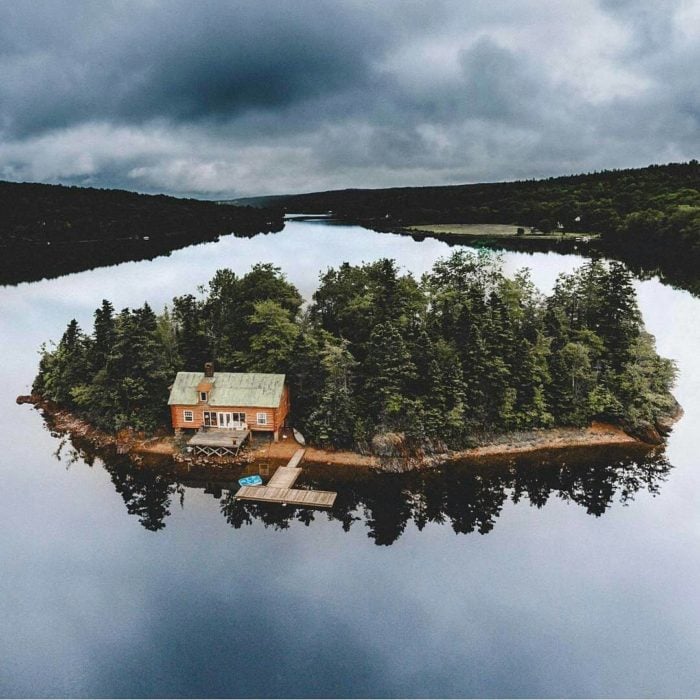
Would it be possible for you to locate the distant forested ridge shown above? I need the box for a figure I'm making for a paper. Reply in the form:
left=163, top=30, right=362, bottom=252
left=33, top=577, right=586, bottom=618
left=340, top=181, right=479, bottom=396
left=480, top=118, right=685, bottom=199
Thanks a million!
left=33, top=252, right=677, bottom=453
left=239, top=160, right=700, bottom=275
left=0, top=180, right=283, bottom=284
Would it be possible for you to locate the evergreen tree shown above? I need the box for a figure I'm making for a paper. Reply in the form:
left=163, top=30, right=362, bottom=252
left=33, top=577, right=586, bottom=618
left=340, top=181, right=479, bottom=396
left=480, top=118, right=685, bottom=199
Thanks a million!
left=596, top=262, right=641, bottom=371
left=90, top=299, right=115, bottom=372
left=305, top=339, right=358, bottom=448
left=37, top=319, right=89, bottom=406
left=287, top=321, right=327, bottom=432
left=362, top=321, right=417, bottom=429
left=172, top=293, right=209, bottom=369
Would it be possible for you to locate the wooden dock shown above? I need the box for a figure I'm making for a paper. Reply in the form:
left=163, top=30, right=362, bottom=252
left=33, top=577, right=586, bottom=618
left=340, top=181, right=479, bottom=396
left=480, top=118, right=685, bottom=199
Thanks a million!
left=236, top=484, right=337, bottom=508
left=266, top=465, right=302, bottom=489
left=235, top=448, right=337, bottom=508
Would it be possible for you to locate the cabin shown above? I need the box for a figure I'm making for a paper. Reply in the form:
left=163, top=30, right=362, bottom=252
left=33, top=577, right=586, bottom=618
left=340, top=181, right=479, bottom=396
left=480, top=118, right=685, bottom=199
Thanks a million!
left=168, top=363, right=290, bottom=448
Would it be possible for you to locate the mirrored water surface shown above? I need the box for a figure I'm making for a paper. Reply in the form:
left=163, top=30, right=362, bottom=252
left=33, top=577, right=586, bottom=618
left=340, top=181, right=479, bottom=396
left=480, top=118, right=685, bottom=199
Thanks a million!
left=2, top=221, right=699, bottom=697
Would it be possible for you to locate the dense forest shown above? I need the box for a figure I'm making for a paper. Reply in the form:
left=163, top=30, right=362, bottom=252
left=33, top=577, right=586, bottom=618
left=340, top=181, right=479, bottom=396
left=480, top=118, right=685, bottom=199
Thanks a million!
left=239, top=160, right=700, bottom=274
left=33, top=252, right=677, bottom=453
left=0, top=180, right=283, bottom=284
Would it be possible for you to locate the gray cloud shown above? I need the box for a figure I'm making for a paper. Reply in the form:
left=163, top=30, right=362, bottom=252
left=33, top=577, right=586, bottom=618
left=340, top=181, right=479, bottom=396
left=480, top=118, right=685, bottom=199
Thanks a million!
left=0, top=0, right=698, bottom=197
left=0, top=1, right=388, bottom=135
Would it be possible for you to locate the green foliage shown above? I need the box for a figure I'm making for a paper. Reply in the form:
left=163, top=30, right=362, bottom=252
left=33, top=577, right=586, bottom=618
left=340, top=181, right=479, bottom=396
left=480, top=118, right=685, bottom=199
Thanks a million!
left=261, top=159, right=700, bottom=234
left=33, top=253, right=676, bottom=448
left=197, top=263, right=302, bottom=370
left=265, top=160, right=700, bottom=287
left=245, top=300, right=300, bottom=373
left=0, top=180, right=284, bottom=285
left=305, top=339, right=359, bottom=448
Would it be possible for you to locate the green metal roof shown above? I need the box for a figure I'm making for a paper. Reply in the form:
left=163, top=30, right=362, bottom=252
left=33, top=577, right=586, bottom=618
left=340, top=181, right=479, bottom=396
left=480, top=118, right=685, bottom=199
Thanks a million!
left=167, top=372, right=285, bottom=408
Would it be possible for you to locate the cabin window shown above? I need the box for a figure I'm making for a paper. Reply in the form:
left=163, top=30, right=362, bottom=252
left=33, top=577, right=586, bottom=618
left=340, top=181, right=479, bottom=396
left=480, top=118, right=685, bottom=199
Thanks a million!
left=200, top=391, right=208, bottom=402
left=203, top=411, right=217, bottom=427
left=183, top=410, right=194, bottom=422
left=256, top=412, right=268, bottom=425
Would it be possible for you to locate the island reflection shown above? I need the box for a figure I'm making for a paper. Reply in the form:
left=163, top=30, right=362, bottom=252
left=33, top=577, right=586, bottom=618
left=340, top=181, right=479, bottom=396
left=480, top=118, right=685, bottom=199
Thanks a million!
left=52, top=432, right=671, bottom=545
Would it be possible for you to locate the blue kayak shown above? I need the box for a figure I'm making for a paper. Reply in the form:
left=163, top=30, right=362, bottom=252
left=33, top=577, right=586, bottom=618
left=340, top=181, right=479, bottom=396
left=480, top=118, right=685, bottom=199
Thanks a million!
left=238, top=475, right=263, bottom=487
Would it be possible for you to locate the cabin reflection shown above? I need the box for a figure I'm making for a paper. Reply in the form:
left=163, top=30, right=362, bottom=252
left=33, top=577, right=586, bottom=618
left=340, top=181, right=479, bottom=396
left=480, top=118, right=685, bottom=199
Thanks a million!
left=52, top=432, right=672, bottom=544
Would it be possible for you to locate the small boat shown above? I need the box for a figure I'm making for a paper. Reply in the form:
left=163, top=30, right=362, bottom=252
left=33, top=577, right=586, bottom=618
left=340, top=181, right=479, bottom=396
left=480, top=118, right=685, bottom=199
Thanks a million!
left=238, top=475, right=263, bottom=487
left=293, top=428, right=306, bottom=446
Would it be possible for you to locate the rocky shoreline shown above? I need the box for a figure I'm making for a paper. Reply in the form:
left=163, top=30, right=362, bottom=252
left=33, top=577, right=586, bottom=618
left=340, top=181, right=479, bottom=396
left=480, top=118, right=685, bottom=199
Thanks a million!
left=17, top=394, right=683, bottom=473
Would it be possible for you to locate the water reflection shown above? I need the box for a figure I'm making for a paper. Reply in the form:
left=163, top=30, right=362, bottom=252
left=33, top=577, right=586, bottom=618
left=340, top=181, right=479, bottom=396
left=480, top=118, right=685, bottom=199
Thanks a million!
left=407, top=227, right=700, bottom=299
left=53, top=432, right=671, bottom=544
left=0, top=227, right=283, bottom=286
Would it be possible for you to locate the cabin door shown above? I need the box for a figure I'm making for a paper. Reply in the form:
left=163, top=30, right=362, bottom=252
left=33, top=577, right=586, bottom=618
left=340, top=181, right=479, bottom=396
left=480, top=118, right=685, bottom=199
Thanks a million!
left=217, top=412, right=246, bottom=429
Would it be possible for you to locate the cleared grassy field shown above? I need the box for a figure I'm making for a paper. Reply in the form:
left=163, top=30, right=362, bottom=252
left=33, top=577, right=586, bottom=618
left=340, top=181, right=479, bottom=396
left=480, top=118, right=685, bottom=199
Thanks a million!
left=407, top=223, right=599, bottom=241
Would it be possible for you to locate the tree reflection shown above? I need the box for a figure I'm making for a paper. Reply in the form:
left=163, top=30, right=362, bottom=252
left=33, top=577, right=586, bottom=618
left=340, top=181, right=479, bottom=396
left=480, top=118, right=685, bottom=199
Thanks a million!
left=53, top=435, right=181, bottom=531
left=219, top=446, right=672, bottom=545
left=107, top=461, right=181, bottom=532
left=52, top=431, right=672, bottom=542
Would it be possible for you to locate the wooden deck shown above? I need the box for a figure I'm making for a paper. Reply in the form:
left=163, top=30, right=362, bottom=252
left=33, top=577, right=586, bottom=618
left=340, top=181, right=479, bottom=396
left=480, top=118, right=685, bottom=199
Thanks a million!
left=234, top=448, right=337, bottom=508
left=188, top=428, right=249, bottom=456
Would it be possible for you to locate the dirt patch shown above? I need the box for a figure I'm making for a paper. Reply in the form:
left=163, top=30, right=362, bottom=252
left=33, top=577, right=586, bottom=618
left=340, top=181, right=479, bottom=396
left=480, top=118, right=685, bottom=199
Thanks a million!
left=135, top=436, right=177, bottom=455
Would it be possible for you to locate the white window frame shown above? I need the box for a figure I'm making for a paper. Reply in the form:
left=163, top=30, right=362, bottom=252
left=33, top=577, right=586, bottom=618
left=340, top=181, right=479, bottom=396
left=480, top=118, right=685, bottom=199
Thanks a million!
left=183, top=410, right=194, bottom=422
left=199, top=391, right=208, bottom=402
left=256, top=412, right=268, bottom=425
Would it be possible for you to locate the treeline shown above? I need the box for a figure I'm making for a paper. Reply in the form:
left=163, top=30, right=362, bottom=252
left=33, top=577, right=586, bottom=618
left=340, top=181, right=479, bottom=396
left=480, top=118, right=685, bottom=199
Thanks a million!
left=0, top=180, right=284, bottom=284
left=33, top=252, right=676, bottom=451
left=250, top=160, right=700, bottom=259
left=0, top=180, right=282, bottom=244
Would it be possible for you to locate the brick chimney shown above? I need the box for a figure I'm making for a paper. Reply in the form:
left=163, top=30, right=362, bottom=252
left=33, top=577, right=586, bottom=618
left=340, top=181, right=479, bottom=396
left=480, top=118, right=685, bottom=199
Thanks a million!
left=204, top=361, right=214, bottom=378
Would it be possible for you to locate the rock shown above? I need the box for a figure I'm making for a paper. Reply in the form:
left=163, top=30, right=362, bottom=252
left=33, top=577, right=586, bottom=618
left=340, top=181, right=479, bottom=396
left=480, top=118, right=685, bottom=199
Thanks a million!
left=627, top=420, right=663, bottom=445
left=369, top=432, right=455, bottom=472
left=655, top=399, right=684, bottom=436
left=371, top=432, right=406, bottom=457
left=16, top=394, right=37, bottom=405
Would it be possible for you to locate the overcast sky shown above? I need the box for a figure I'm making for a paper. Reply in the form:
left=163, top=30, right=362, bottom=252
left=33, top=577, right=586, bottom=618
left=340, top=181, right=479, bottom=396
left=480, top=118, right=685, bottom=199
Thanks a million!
left=0, top=0, right=698, bottom=198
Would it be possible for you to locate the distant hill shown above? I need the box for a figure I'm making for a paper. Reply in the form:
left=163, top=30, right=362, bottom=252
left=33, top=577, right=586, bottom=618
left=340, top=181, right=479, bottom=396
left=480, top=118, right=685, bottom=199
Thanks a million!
left=238, top=161, right=700, bottom=293
left=234, top=160, right=700, bottom=236
left=1, top=180, right=283, bottom=245
left=0, top=181, right=284, bottom=284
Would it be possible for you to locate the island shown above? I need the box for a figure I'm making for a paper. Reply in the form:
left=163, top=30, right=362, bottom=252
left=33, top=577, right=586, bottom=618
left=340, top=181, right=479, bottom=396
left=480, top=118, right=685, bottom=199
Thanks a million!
left=22, top=251, right=681, bottom=471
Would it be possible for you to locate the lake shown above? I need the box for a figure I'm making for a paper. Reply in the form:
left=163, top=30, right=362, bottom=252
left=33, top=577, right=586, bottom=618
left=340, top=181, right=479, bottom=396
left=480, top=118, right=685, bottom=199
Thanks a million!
left=1, top=220, right=699, bottom=697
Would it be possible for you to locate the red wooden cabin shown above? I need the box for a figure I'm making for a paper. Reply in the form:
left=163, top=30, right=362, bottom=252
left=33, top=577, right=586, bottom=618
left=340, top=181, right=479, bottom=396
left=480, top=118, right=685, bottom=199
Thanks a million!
left=168, top=363, right=290, bottom=442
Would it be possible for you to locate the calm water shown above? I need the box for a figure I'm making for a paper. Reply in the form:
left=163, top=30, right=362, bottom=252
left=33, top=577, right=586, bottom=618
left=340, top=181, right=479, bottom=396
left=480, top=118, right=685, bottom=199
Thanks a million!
left=2, top=221, right=699, bottom=698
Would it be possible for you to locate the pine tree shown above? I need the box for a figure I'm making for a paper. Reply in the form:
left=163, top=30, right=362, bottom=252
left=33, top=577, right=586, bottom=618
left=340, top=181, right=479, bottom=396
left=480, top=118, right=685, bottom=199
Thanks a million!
left=362, top=321, right=417, bottom=429
left=90, top=299, right=115, bottom=372
left=40, top=319, right=89, bottom=406
left=596, top=262, right=641, bottom=371
left=305, top=339, right=359, bottom=448
left=172, top=293, right=210, bottom=370
left=287, top=322, right=327, bottom=432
